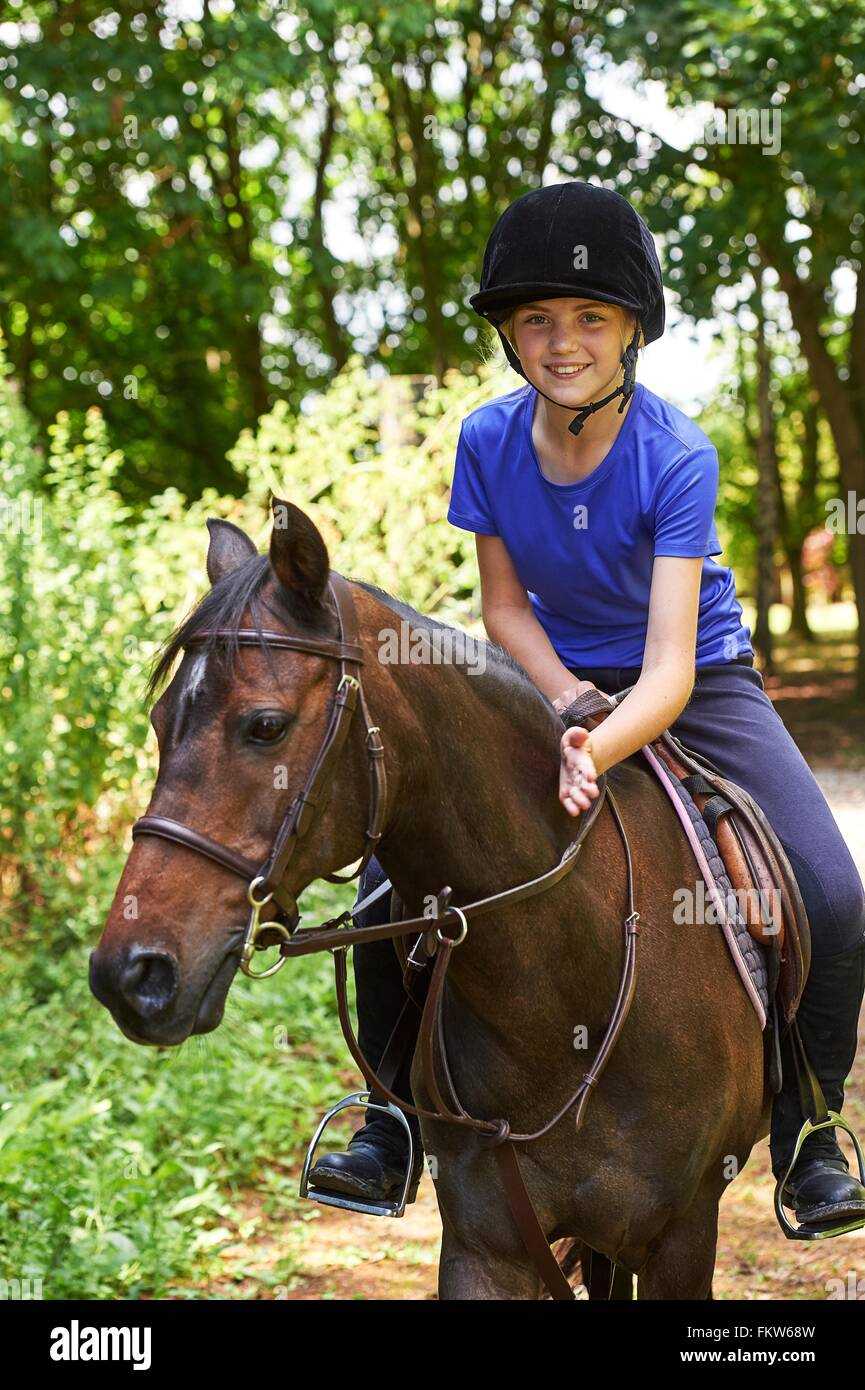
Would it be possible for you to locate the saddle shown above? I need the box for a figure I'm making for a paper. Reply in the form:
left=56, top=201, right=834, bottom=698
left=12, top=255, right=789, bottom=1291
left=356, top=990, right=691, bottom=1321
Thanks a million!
left=564, top=685, right=810, bottom=1033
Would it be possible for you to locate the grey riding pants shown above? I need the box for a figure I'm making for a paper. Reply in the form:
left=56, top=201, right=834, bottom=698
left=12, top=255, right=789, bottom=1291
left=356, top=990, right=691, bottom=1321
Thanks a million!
left=569, top=654, right=865, bottom=959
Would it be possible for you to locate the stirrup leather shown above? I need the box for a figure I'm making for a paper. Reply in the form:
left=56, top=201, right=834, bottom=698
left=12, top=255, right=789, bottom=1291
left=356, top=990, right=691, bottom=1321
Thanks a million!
left=300, top=1092, right=416, bottom=1218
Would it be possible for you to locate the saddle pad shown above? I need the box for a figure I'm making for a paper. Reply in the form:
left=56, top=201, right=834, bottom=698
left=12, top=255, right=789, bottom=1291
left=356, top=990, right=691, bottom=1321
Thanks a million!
left=640, top=744, right=770, bottom=1028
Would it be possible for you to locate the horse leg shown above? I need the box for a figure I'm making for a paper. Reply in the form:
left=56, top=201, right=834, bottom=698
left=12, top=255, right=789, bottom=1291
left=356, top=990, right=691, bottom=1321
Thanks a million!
left=438, top=1211, right=545, bottom=1300
left=636, top=1186, right=720, bottom=1300
left=582, top=1247, right=635, bottom=1299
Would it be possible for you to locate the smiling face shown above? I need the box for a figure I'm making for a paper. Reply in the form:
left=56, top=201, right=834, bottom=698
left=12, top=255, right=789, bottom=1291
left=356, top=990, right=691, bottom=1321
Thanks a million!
left=500, top=298, right=638, bottom=403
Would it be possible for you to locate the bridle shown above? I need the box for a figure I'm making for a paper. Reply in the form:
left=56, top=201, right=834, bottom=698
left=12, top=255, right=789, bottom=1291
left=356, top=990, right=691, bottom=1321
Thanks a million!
left=133, top=571, right=388, bottom=976
left=131, top=568, right=642, bottom=1300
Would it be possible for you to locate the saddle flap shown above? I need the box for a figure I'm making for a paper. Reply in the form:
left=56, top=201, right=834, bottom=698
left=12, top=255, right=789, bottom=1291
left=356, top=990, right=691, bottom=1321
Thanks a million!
left=651, top=731, right=810, bottom=1025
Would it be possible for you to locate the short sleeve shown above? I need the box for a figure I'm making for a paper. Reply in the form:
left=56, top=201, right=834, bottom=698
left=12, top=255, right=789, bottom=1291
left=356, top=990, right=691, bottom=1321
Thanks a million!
left=653, top=446, right=719, bottom=558
left=447, top=420, right=499, bottom=536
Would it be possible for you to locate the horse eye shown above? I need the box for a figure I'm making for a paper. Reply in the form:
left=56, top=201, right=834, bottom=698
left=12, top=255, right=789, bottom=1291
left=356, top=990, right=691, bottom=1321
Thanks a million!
left=248, top=713, right=289, bottom=744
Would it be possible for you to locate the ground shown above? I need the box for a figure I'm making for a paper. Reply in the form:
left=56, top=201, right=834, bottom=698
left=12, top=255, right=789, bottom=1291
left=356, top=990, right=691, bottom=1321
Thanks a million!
left=201, top=631, right=865, bottom=1300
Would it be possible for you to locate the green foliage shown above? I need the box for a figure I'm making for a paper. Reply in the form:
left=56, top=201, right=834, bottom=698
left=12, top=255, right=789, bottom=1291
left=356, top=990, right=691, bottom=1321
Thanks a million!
left=0, top=330, right=511, bottom=918
left=0, top=343, right=515, bottom=1296
left=0, top=367, right=193, bottom=924
left=229, top=354, right=500, bottom=623
left=0, top=854, right=353, bottom=1299
left=0, top=1, right=655, bottom=501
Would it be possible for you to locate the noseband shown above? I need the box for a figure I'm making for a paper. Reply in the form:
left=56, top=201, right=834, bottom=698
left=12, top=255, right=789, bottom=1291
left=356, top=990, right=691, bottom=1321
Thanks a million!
left=132, top=570, right=387, bottom=976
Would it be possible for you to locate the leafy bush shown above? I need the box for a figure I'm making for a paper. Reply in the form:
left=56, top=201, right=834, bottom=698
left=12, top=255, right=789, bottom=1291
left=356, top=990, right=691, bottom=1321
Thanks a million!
left=0, top=340, right=509, bottom=1297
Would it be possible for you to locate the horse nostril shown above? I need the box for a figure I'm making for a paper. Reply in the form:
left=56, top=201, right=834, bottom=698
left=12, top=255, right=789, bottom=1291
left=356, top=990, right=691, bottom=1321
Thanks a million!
left=119, top=948, right=178, bottom=1016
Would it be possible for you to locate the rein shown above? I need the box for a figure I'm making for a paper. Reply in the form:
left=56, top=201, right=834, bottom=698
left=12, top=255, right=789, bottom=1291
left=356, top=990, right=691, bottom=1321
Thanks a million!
left=132, top=571, right=641, bottom=1299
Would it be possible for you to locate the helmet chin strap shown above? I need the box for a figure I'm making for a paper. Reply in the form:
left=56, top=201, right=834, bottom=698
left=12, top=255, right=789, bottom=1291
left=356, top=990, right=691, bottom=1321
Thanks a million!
left=508, top=322, right=642, bottom=438
left=565, top=322, right=641, bottom=437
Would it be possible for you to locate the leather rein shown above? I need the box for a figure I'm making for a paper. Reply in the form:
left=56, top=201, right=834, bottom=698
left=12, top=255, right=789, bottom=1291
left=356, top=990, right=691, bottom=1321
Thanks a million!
left=132, top=570, right=642, bottom=1300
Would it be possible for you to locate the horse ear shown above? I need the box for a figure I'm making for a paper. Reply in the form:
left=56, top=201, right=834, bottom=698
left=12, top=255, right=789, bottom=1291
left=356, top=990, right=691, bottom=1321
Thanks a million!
left=269, top=497, right=330, bottom=606
left=206, top=518, right=258, bottom=585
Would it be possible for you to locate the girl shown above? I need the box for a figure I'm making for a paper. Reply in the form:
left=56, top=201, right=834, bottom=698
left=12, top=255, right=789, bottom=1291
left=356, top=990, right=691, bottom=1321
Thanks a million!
left=309, top=181, right=865, bottom=1237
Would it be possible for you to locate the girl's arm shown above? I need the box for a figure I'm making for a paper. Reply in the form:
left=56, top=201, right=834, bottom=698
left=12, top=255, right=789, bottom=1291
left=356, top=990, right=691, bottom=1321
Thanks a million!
left=476, top=540, right=703, bottom=777
left=475, top=535, right=597, bottom=705
left=585, top=555, right=703, bottom=775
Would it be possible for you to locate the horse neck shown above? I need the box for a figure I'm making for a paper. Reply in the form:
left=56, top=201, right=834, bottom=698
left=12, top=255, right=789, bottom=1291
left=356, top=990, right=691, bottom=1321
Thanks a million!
left=356, top=595, right=616, bottom=1055
left=357, top=592, right=569, bottom=921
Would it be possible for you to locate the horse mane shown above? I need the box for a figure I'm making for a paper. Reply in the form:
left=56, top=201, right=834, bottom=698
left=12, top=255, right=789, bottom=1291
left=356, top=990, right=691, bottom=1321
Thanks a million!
left=350, top=579, right=554, bottom=725
left=145, top=558, right=557, bottom=735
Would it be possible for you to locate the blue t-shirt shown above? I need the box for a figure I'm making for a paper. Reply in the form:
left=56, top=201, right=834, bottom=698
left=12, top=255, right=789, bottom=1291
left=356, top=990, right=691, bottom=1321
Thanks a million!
left=447, top=381, right=753, bottom=670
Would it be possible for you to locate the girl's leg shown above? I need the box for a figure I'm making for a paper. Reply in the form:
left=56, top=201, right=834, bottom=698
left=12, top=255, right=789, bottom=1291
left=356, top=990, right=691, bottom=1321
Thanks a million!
left=307, top=857, right=423, bottom=1203
left=768, top=936, right=865, bottom=1226
left=593, top=658, right=865, bottom=1228
left=577, top=659, right=865, bottom=958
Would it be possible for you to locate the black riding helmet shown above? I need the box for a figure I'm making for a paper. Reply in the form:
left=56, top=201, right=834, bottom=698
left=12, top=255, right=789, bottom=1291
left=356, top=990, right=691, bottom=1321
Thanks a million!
left=468, top=182, right=665, bottom=436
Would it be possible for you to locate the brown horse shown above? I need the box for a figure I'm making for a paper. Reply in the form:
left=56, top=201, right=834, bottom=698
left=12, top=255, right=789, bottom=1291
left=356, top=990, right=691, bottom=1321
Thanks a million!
left=90, top=499, right=769, bottom=1299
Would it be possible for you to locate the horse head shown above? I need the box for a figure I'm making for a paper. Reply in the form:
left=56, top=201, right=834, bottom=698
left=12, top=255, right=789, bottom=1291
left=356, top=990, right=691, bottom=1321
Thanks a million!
left=90, top=497, right=402, bottom=1043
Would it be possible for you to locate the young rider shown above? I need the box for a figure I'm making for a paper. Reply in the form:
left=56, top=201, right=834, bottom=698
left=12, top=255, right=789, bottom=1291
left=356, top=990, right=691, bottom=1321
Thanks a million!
left=309, top=181, right=865, bottom=1237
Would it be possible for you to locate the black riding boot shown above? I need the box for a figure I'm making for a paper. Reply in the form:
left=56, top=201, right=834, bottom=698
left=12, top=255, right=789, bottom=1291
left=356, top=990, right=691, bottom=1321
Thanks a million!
left=770, top=934, right=865, bottom=1230
left=308, top=859, right=424, bottom=1205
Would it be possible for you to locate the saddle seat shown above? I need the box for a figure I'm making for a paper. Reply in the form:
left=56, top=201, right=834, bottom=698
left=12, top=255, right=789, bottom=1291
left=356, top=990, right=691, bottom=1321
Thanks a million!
left=569, top=686, right=810, bottom=1030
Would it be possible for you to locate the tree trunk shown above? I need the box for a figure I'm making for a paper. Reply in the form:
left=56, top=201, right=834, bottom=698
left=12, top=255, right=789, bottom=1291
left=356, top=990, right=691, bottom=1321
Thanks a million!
left=753, top=278, right=779, bottom=673
left=774, top=263, right=865, bottom=698
left=310, top=90, right=349, bottom=372
left=383, top=63, right=449, bottom=381
left=778, top=392, right=819, bottom=640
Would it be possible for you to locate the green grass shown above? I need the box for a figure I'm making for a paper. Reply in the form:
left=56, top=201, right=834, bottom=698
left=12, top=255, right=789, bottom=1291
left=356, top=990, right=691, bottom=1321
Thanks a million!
left=0, top=856, right=358, bottom=1300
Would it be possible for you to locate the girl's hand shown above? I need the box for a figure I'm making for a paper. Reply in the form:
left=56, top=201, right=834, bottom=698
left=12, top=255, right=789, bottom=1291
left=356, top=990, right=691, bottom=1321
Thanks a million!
left=552, top=680, right=600, bottom=714
left=559, top=725, right=601, bottom=817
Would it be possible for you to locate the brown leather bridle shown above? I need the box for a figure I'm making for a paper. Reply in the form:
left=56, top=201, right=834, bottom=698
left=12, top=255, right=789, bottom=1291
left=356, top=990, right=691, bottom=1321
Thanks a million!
left=132, top=569, right=641, bottom=1299
left=133, top=571, right=388, bottom=975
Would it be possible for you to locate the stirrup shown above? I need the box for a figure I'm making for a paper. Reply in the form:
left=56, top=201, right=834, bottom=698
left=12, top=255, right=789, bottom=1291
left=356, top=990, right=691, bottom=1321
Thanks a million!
left=773, top=1111, right=865, bottom=1240
left=299, top=1091, right=416, bottom=1218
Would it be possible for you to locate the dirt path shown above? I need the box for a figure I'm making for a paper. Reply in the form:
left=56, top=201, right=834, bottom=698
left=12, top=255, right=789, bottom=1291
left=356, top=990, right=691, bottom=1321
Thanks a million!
left=202, top=761, right=865, bottom=1301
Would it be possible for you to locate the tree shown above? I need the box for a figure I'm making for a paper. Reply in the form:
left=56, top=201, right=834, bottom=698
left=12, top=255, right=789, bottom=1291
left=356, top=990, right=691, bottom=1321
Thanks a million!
left=604, top=0, right=865, bottom=693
